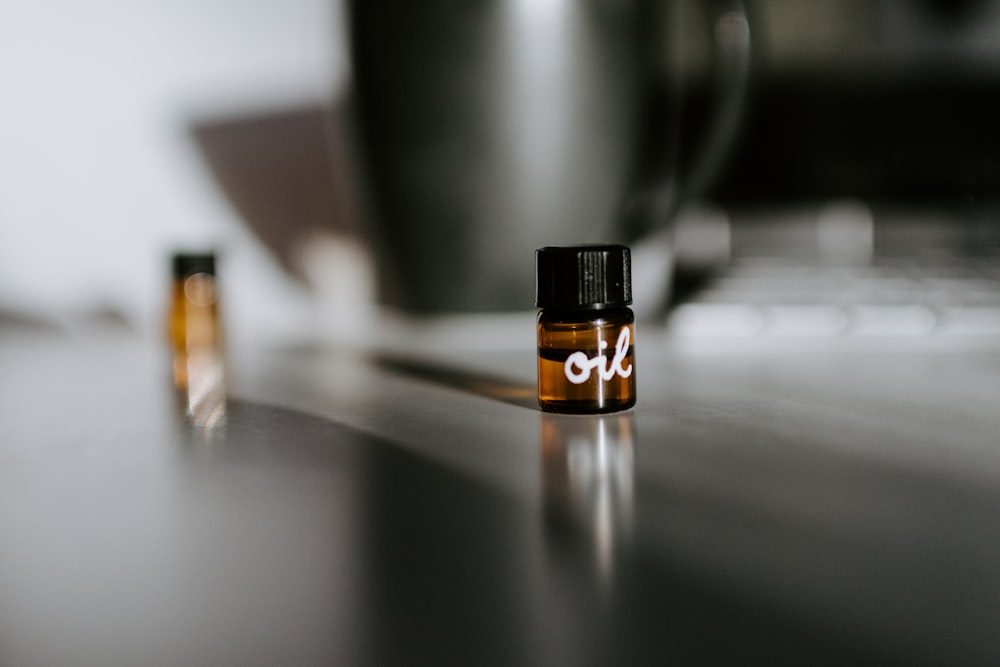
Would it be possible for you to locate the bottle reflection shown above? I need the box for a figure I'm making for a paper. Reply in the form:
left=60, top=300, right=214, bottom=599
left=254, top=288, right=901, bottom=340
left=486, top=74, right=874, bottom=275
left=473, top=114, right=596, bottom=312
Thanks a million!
left=540, top=412, right=636, bottom=581
left=173, top=348, right=227, bottom=440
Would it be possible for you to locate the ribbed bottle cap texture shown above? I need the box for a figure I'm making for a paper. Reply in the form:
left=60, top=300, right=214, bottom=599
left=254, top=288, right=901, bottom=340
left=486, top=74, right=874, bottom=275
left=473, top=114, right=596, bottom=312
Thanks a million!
left=535, top=244, right=632, bottom=309
left=172, top=252, right=216, bottom=279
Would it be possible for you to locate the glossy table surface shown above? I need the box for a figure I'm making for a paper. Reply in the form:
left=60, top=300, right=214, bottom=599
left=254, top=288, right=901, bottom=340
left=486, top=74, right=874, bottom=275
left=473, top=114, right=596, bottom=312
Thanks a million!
left=3, top=322, right=1000, bottom=666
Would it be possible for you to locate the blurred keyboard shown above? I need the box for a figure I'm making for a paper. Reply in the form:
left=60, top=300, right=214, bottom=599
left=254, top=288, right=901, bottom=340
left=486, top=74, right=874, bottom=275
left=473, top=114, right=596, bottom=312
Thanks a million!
left=669, top=258, right=1000, bottom=340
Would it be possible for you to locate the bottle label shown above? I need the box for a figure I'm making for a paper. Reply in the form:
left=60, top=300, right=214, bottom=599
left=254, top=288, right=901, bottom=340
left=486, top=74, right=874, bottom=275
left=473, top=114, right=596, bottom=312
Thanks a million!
left=564, top=327, right=633, bottom=385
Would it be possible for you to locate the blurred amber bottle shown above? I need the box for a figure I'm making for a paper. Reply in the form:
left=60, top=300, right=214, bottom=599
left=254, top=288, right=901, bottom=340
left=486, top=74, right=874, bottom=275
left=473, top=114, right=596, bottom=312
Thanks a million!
left=536, top=245, right=636, bottom=414
left=168, top=253, right=222, bottom=388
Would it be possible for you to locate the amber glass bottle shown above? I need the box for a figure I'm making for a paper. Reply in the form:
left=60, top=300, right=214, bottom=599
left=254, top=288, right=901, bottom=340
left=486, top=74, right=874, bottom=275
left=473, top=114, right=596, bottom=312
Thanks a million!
left=536, top=245, right=636, bottom=413
left=168, top=253, right=221, bottom=388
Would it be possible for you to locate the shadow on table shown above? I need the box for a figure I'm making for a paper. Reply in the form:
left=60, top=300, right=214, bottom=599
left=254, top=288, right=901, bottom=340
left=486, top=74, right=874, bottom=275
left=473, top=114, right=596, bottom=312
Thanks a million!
left=376, top=354, right=538, bottom=410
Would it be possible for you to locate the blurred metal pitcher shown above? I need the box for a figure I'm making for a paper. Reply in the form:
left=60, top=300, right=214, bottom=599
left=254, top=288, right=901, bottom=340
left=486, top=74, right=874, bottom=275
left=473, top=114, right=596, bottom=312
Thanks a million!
left=348, top=0, right=751, bottom=314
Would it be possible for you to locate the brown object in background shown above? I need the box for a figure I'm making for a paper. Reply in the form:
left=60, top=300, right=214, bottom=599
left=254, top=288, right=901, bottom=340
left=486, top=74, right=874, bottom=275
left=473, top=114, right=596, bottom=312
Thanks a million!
left=191, top=104, right=362, bottom=284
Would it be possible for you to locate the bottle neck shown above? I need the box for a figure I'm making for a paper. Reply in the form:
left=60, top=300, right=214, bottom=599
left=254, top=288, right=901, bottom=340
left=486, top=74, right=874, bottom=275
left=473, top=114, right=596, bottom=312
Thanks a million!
left=538, top=306, right=633, bottom=324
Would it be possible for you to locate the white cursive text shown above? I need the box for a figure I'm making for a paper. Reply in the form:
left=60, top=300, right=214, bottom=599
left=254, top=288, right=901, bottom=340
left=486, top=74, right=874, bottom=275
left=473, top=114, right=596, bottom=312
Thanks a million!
left=564, top=327, right=633, bottom=385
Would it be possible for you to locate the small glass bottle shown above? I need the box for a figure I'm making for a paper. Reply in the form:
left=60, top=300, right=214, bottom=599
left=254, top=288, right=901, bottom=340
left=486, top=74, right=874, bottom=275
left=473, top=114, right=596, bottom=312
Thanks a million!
left=168, top=252, right=222, bottom=389
left=536, top=244, right=636, bottom=413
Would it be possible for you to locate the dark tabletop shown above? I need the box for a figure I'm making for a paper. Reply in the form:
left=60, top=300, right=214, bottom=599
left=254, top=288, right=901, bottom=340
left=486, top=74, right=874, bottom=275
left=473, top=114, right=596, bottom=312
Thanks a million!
left=2, top=325, right=999, bottom=666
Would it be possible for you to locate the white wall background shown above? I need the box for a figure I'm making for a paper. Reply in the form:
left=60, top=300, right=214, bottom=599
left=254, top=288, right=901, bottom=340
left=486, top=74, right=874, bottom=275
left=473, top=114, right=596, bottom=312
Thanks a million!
left=0, top=0, right=349, bottom=344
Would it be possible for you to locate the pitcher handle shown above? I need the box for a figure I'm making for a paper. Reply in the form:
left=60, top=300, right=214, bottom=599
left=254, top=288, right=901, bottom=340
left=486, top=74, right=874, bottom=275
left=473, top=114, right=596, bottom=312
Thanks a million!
left=628, top=0, right=753, bottom=237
